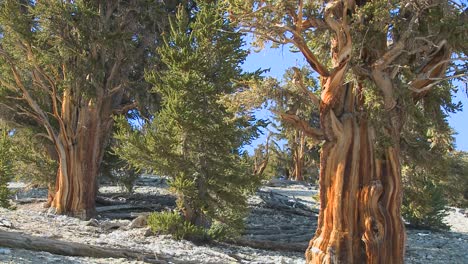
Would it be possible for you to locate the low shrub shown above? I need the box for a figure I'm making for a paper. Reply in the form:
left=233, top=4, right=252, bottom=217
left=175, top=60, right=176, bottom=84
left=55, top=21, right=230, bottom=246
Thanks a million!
left=147, top=211, right=207, bottom=241
left=147, top=211, right=242, bottom=241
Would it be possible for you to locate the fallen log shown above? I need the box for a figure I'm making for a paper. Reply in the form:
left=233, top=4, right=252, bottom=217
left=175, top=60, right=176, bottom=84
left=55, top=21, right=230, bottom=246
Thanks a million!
left=96, top=204, right=162, bottom=213
left=95, top=196, right=127, bottom=206
left=13, top=198, right=48, bottom=205
left=228, top=238, right=307, bottom=252
left=98, top=212, right=143, bottom=220
left=265, top=179, right=313, bottom=188
left=257, top=190, right=319, bottom=216
left=0, top=230, right=177, bottom=263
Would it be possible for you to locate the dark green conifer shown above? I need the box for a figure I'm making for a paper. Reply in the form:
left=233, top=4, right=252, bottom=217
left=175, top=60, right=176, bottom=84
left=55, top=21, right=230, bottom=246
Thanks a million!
left=0, top=127, right=13, bottom=208
left=115, top=3, right=261, bottom=236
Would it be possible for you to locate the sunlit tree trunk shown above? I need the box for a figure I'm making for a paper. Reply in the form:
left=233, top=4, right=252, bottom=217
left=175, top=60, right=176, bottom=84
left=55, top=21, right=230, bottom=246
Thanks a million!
left=305, top=83, right=405, bottom=264
left=226, top=0, right=456, bottom=262
left=49, top=90, right=115, bottom=219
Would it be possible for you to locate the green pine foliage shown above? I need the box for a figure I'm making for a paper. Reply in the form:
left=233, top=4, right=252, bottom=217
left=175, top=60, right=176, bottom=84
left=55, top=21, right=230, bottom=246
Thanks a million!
left=402, top=150, right=468, bottom=230
left=0, top=0, right=168, bottom=201
left=115, top=4, right=261, bottom=238
left=147, top=211, right=207, bottom=241
left=444, top=151, right=468, bottom=208
left=0, top=128, right=13, bottom=208
left=402, top=166, right=449, bottom=230
left=9, top=128, right=57, bottom=187
left=100, top=137, right=140, bottom=193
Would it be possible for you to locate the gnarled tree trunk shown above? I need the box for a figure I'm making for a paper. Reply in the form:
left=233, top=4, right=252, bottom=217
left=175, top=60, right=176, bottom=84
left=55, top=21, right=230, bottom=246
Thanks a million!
left=305, top=84, right=405, bottom=264
left=49, top=91, right=115, bottom=219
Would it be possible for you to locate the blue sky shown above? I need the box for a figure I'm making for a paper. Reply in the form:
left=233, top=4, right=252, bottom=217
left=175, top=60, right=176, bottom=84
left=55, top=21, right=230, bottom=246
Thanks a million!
left=241, top=45, right=468, bottom=152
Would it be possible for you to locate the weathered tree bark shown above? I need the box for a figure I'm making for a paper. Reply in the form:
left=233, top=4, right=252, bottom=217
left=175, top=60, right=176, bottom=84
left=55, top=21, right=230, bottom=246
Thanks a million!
left=49, top=89, right=116, bottom=219
left=287, top=1, right=406, bottom=261
left=227, top=0, right=456, bottom=262
left=305, top=84, right=405, bottom=263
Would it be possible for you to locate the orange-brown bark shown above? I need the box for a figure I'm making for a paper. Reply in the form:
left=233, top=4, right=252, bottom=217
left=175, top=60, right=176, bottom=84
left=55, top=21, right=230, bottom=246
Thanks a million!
left=49, top=89, right=116, bottom=219
left=305, top=84, right=405, bottom=264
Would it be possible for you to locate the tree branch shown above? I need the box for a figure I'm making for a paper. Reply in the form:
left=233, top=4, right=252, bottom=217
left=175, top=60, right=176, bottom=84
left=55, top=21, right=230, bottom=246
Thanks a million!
left=292, top=37, right=330, bottom=77
left=0, top=48, right=58, bottom=144
left=291, top=67, right=320, bottom=106
left=408, top=73, right=467, bottom=93
left=409, top=40, right=451, bottom=95
left=113, top=101, right=138, bottom=115
left=276, top=112, right=324, bottom=140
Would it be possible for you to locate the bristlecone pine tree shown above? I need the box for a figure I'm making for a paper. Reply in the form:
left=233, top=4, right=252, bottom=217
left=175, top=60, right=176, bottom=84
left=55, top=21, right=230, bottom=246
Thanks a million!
left=0, top=1, right=169, bottom=219
left=115, top=4, right=261, bottom=232
left=225, top=0, right=467, bottom=263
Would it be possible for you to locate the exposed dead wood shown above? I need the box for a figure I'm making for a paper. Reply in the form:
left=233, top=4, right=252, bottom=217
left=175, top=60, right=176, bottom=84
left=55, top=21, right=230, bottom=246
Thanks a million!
left=0, top=230, right=178, bottom=264
left=95, top=196, right=127, bottom=206
left=98, top=211, right=150, bottom=220
left=257, top=190, right=319, bottom=216
left=229, top=238, right=307, bottom=252
left=265, top=179, right=312, bottom=187
left=13, top=198, right=48, bottom=205
left=96, top=204, right=163, bottom=213
left=244, top=232, right=313, bottom=242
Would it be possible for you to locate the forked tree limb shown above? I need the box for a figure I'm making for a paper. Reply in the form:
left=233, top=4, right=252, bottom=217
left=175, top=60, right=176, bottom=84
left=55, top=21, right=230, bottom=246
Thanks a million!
left=277, top=112, right=324, bottom=140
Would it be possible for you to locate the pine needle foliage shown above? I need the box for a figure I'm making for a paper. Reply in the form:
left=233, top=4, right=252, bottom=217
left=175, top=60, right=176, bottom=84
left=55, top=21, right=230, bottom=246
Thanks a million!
left=147, top=211, right=207, bottom=241
left=9, top=128, right=57, bottom=187
left=402, top=165, right=449, bottom=230
left=115, top=3, right=261, bottom=237
left=0, top=127, right=13, bottom=208
left=0, top=1, right=169, bottom=216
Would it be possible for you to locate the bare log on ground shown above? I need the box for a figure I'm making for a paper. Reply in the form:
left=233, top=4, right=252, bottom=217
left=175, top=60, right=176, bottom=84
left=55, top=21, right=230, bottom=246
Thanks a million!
left=96, top=204, right=163, bottom=213
left=265, top=179, right=312, bottom=188
left=98, top=211, right=150, bottom=220
left=95, top=196, right=127, bottom=206
left=12, top=198, right=48, bottom=205
left=257, top=190, right=319, bottom=216
left=0, top=230, right=184, bottom=264
left=228, top=239, right=307, bottom=252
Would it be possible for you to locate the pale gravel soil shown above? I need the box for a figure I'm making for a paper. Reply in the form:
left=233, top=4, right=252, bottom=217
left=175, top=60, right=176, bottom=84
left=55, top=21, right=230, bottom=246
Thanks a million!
left=1, top=178, right=467, bottom=263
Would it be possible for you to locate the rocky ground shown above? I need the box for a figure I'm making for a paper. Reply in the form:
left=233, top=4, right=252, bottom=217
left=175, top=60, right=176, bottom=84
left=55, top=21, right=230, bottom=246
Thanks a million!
left=0, top=176, right=467, bottom=263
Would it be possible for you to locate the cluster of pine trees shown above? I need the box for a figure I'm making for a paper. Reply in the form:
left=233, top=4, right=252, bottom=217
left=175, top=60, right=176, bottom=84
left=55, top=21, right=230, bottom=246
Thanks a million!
left=0, top=1, right=466, bottom=264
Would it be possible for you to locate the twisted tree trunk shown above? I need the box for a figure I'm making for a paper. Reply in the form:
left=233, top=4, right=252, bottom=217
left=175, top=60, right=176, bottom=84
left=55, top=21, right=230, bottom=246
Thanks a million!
left=305, top=84, right=405, bottom=264
left=49, top=90, right=115, bottom=219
